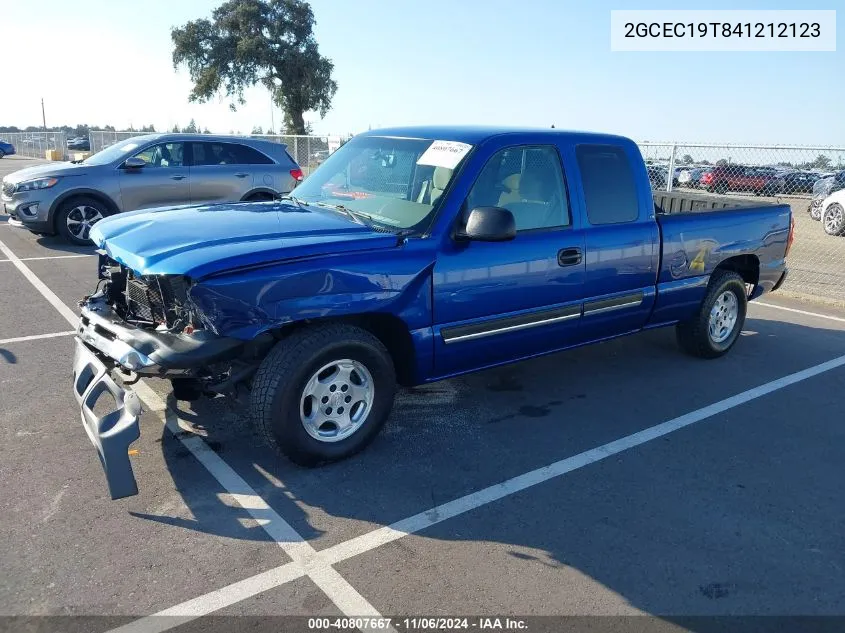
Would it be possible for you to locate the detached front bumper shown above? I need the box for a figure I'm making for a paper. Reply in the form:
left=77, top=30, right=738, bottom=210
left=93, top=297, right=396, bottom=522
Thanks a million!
left=72, top=338, right=142, bottom=500
left=73, top=296, right=244, bottom=499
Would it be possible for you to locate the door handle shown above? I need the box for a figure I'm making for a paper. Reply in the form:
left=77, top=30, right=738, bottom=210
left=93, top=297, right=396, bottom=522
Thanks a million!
left=557, top=247, right=582, bottom=267
left=234, top=173, right=249, bottom=178
left=170, top=174, right=186, bottom=181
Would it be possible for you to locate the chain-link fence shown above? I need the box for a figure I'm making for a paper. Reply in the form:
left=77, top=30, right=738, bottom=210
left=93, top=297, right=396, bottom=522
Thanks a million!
left=639, top=142, right=845, bottom=305
left=249, top=134, right=341, bottom=175
left=88, top=130, right=149, bottom=154
left=88, top=131, right=343, bottom=175
left=0, top=132, right=67, bottom=159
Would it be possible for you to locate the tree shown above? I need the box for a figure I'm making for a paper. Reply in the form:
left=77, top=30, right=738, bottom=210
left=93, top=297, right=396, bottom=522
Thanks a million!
left=716, top=158, right=729, bottom=166
left=812, top=154, right=832, bottom=169
left=700, top=159, right=711, bottom=166
left=171, top=0, right=337, bottom=135
left=681, top=154, right=694, bottom=165
left=181, top=119, right=199, bottom=133
left=140, top=124, right=157, bottom=133
left=251, top=125, right=264, bottom=135
left=282, top=111, right=313, bottom=135
left=202, top=127, right=212, bottom=134
left=172, top=123, right=181, bottom=133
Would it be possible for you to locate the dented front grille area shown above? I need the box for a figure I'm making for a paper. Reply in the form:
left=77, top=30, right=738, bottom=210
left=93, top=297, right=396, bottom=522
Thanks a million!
left=125, top=278, right=164, bottom=323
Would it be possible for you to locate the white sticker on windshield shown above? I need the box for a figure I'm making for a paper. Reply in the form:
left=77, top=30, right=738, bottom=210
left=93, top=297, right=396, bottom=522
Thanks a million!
left=119, top=143, right=139, bottom=152
left=416, top=140, right=472, bottom=169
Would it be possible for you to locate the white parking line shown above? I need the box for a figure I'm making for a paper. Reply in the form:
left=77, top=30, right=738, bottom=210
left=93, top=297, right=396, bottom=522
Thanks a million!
left=0, top=237, right=392, bottom=630
left=110, top=351, right=845, bottom=633
left=5, top=234, right=845, bottom=630
left=0, top=331, right=75, bottom=345
left=133, top=381, right=394, bottom=630
left=0, top=240, right=79, bottom=325
left=754, top=301, right=845, bottom=324
left=0, top=254, right=94, bottom=262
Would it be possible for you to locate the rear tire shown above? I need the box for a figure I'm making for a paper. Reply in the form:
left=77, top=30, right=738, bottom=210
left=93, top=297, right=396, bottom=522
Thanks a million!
left=0, top=150, right=5, bottom=159
left=822, top=203, right=845, bottom=236
left=676, top=270, right=747, bottom=359
left=55, top=196, right=110, bottom=245
left=250, top=324, right=396, bottom=466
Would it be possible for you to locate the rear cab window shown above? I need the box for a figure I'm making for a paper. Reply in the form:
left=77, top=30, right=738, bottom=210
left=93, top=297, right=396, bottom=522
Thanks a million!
left=575, top=144, right=639, bottom=225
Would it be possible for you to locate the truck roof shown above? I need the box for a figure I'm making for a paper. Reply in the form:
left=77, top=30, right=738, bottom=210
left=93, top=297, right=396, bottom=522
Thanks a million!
left=358, top=125, right=633, bottom=145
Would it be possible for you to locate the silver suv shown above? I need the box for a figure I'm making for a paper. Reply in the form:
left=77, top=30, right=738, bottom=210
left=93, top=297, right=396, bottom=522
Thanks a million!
left=1, top=133, right=303, bottom=244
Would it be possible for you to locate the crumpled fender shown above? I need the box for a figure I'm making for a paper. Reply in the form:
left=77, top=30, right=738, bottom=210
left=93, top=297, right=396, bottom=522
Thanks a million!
left=188, top=242, right=436, bottom=340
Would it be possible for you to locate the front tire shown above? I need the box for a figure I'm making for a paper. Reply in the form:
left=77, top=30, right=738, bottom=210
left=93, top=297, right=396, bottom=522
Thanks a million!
left=823, top=203, right=845, bottom=236
left=55, top=196, right=109, bottom=245
left=676, top=271, right=747, bottom=359
left=0, top=150, right=5, bottom=159
left=250, top=324, right=397, bottom=466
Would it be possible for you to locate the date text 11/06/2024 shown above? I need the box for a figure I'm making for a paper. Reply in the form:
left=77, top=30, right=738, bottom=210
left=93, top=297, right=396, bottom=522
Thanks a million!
left=307, top=617, right=528, bottom=630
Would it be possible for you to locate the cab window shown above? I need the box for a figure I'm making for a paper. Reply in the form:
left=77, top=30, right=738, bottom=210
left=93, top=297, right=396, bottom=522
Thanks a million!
left=466, top=145, right=570, bottom=232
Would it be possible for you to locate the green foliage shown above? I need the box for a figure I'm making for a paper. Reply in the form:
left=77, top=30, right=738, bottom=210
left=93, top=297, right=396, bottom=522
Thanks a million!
left=681, top=154, right=694, bottom=165
left=716, top=158, right=729, bottom=166
left=181, top=119, right=199, bottom=133
left=811, top=154, right=831, bottom=169
left=172, top=0, right=337, bottom=135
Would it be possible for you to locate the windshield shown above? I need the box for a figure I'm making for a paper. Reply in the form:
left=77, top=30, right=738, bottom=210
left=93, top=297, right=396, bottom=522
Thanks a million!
left=82, top=137, right=150, bottom=166
left=291, top=136, right=471, bottom=231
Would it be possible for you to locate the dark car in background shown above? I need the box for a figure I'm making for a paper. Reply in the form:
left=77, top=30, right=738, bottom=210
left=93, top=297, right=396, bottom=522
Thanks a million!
left=1, top=133, right=303, bottom=244
left=776, top=171, right=823, bottom=195
left=67, top=137, right=91, bottom=151
left=0, top=140, right=15, bottom=158
left=646, top=165, right=667, bottom=189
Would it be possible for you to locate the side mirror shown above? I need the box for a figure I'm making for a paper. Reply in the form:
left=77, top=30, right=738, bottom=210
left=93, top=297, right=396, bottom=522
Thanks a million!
left=123, top=156, right=146, bottom=170
left=459, top=206, right=516, bottom=242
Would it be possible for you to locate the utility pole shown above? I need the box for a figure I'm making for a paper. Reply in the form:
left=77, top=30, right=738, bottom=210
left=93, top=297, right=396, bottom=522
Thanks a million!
left=41, top=98, right=47, bottom=130
left=270, top=93, right=275, bottom=134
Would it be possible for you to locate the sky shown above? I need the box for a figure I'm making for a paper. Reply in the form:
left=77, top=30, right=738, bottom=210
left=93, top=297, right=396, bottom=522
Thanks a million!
left=1, top=0, right=843, bottom=145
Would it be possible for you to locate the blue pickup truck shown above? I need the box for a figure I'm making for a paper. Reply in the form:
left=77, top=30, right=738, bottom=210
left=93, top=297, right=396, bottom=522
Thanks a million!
left=73, top=126, right=793, bottom=499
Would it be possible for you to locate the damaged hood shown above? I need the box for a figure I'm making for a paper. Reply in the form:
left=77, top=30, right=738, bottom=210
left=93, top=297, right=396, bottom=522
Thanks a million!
left=90, top=201, right=399, bottom=279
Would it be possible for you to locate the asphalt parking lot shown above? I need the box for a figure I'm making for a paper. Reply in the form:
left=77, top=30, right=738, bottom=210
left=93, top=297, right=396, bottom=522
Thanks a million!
left=1, top=156, right=845, bottom=632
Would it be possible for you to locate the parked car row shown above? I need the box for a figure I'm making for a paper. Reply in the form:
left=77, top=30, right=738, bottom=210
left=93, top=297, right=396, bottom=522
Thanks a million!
left=673, top=164, right=829, bottom=197
left=1, top=133, right=304, bottom=244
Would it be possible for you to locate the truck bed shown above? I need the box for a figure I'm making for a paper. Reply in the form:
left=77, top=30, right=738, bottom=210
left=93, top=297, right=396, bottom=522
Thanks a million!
left=652, top=191, right=792, bottom=315
left=653, top=190, right=783, bottom=214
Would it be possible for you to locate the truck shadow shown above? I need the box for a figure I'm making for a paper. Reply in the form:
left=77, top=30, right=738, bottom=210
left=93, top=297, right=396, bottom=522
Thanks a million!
left=134, top=315, right=845, bottom=620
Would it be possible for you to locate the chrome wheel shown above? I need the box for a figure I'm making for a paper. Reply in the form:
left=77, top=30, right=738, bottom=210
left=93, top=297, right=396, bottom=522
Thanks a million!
left=300, top=359, right=374, bottom=443
left=824, top=204, right=844, bottom=236
left=66, top=205, right=103, bottom=240
left=708, top=291, right=739, bottom=344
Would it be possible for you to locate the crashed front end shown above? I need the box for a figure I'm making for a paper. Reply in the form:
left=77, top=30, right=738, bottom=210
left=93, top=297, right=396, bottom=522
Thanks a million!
left=73, top=252, right=261, bottom=499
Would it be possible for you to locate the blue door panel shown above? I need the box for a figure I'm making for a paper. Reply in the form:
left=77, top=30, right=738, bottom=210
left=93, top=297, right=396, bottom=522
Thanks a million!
left=432, top=230, right=585, bottom=375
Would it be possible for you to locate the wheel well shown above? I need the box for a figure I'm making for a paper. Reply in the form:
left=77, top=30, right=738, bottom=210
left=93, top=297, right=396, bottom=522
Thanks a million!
left=52, top=192, right=118, bottom=232
left=242, top=190, right=276, bottom=202
left=270, top=313, right=417, bottom=386
left=714, top=254, right=760, bottom=289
